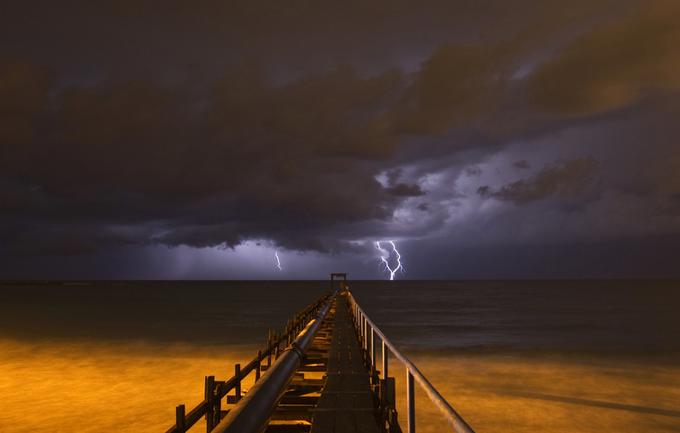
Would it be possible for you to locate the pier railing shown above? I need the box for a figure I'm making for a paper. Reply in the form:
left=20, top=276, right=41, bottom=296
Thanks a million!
left=210, top=291, right=334, bottom=433
left=347, top=291, right=475, bottom=433
left=165, top=291, right=333, bottom=433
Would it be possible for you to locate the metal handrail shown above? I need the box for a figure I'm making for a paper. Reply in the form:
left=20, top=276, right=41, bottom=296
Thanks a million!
left=211, top=291, right=335, bottom=433
left=347, top=291, right=475, bottom=433
left=165, top=291, right=333, bottom=433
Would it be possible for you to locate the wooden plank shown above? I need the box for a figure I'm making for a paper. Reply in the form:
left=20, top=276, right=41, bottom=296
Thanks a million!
left=295, top=364, right=328, bottom=372
left=280, top=396, right=320, bottom=405
left=290, top=378, right=325, bottom=386
left=283, top=385, right=325, bottom=395
left=265, top=424, right=311, bottom=433
left=271, top=405, right=314, bottom=421
left=310, top=294, right=380, bottom=433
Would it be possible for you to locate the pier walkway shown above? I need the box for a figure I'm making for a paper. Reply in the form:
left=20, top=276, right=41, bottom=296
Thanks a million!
left=165, top=274, right=474, bottom=433
left=310, top=293, right=379, bottom=433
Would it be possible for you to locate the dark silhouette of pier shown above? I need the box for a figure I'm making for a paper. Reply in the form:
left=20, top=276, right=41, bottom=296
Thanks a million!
left=166, top=274, right=474, bottom=433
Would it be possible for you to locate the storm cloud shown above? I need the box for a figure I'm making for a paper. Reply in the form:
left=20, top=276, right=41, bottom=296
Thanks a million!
left=477, top=158, right=599, bottom=204
left=1, top=0, right=679, bottom=278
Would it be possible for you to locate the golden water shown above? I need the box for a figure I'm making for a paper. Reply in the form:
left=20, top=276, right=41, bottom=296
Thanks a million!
left=1, top=338, right=678, bottom=432
left=0, top=339, right=252, bottom=433
left=397, top=353, right=680, bottom=432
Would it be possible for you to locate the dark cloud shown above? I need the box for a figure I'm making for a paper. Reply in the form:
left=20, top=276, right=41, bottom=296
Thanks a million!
left=0, top=1, right=619, bottom=72
left=478, top=158, right=600, bottom=204
left=1, top=0, right=679, bottom=278
left=385, top=169, right=403, bottom=186
left=465, top=166, right=483, bottom=176
left=0, top=62, right=407, bottom=255
left=0, top=222, right=142, bottom=257
left=477, top=185, right=492, bottom=197
left=529, top=0, right=680, bottom=115
left=0, top=60, right=52, bottom=148
left=513, top=160, right=531, bottom=169
left=385, top=183, right=425, bottom=197
left=394, top=43, right=510, bottom=134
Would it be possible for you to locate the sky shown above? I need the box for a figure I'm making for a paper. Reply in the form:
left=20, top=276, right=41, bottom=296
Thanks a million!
left=1, top=0, right=680, bottom=279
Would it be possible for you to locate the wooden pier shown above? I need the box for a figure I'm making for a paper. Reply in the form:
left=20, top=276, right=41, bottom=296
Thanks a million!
left=166, top=274, right=474, bottom=433
left=309, top=291, right=379, bottom=433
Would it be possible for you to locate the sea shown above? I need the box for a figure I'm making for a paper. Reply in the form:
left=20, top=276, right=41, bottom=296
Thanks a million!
left=0, top=280, right=678, bottom=432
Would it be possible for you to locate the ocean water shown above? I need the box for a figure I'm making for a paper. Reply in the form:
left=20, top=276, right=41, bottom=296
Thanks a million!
left=0, top=280, right=679, bottom=432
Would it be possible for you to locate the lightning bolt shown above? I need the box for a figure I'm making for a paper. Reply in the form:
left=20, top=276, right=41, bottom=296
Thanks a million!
left=274, top=251, right=283, bottom=271
left=375, top=240, right=404, bottom=280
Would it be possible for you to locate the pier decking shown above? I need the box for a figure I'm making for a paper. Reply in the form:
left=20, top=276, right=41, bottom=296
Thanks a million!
left=166, top=274, right=474, bottom=433
left=310, top=293, right=379, bottom=433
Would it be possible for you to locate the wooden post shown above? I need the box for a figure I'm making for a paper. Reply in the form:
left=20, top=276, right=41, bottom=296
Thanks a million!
left=371, top=328, right=376, bottom=374
left=267, top=329, right=272, bottom=367
left=359, top=312, right=364, bottom=342
left=382, top=339, right=389, bottom=380
left=359, top=312, right=363, bottom=343
left=234, top=363, right=241, bottom=401
left=214, top=381, right=222, bottom=427
left=204, top=376, right=215, bottom=431
left=175, top=404, right=186, bottom=433
left=256, top=350, right=262, bottom=381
